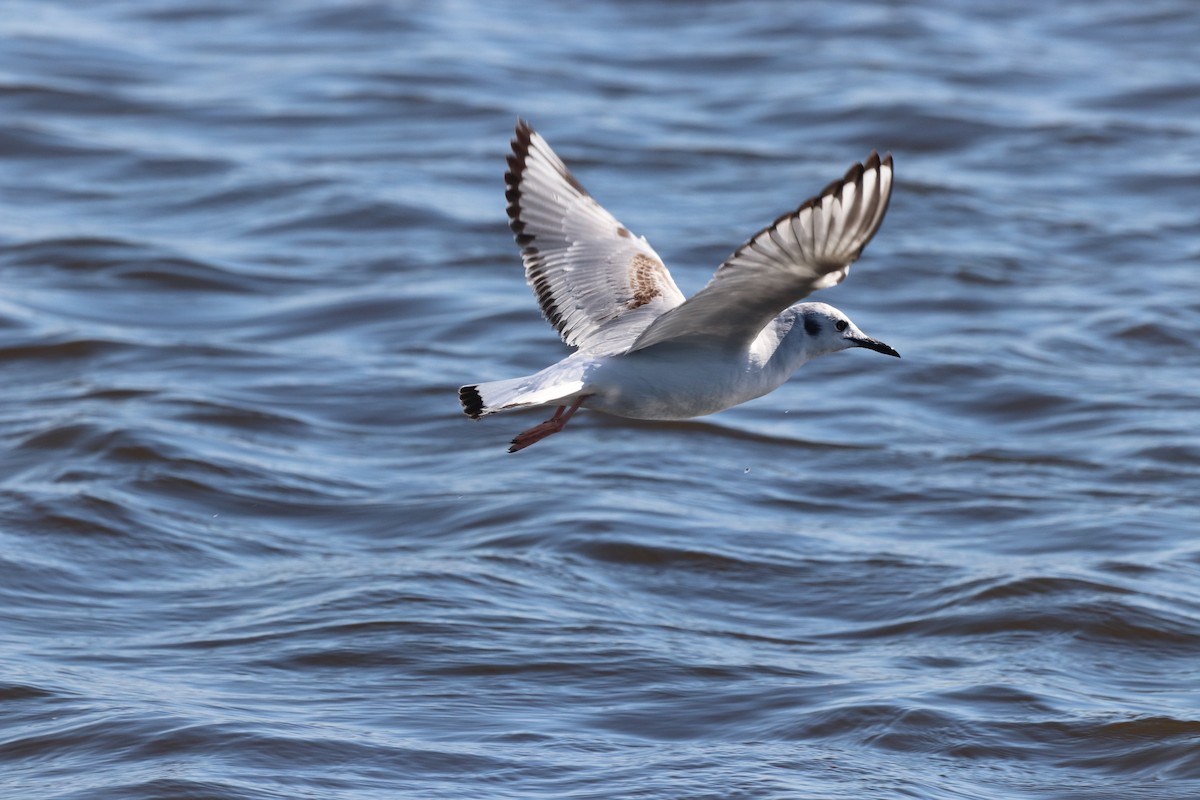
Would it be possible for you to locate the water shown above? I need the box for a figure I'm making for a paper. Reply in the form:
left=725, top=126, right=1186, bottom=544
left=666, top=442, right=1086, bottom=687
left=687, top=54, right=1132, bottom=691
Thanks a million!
left=2, top=1, right=1199, bottom=797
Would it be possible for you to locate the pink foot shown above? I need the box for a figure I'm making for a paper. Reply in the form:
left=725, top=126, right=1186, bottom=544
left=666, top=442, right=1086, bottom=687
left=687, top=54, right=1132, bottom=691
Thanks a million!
left=508, top=397, right=585, bottom=453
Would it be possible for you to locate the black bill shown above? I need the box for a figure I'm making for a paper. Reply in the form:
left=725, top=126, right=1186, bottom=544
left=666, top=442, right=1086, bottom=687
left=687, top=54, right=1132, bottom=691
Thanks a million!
left=853, top=337, right=901, bottom=358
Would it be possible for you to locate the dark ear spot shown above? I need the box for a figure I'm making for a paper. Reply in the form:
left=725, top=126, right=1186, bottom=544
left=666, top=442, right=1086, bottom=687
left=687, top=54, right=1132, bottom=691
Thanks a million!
left=803, top=314, right=820, bottom=336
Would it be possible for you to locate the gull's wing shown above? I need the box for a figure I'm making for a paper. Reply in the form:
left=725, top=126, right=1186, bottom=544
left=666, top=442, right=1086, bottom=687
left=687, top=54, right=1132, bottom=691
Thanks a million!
left=506, top=120, right=686, bottom=355
left=629, top=152, right=893, bottom=353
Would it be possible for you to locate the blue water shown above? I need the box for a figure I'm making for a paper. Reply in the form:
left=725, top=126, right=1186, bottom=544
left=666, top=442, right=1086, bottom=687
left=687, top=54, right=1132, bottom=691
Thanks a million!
left=2, top=1, right=1199, bottom=798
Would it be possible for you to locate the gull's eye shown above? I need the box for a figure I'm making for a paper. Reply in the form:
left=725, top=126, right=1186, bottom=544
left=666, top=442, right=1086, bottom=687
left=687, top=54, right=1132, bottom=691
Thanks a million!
left=835, top=319, right=849, bottom=332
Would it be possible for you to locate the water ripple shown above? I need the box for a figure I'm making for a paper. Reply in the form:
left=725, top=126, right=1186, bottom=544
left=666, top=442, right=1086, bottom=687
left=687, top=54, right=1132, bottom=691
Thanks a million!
left=3, top=1, right=1200, bottom=798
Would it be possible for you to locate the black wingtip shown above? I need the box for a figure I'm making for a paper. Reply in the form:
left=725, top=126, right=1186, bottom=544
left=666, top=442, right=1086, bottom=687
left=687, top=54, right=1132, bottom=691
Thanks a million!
left=508, top=119, right=534, bottom=162
left=505, top=122, right=534, bottom=235
left=868, top=150, right=894, bottom=180
left=459, top=385, right=484, bottom=419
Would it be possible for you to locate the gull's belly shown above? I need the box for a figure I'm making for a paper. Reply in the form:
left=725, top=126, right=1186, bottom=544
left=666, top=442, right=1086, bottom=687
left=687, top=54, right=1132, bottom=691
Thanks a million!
left=581, top=352, right=779, bottom=421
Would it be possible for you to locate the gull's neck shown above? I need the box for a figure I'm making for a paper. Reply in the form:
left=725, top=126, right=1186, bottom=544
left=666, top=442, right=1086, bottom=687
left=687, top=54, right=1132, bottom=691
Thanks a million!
left=754, top=310, right=822, bottom=376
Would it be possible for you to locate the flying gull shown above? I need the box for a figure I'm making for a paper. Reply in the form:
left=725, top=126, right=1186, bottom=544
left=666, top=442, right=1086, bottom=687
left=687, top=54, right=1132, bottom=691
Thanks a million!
left=460, top=121, right=898, bottom=452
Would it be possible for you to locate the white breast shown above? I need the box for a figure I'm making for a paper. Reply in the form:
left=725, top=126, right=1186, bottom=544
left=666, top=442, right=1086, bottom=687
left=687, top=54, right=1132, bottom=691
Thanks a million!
left=581, top=343, right=791, bottom=421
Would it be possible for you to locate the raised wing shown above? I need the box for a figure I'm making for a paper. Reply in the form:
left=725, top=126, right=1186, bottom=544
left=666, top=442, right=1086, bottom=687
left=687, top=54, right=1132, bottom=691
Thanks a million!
left=506, top=120, right=686, bottom=354
left=629, top=152, right=893, bottom=353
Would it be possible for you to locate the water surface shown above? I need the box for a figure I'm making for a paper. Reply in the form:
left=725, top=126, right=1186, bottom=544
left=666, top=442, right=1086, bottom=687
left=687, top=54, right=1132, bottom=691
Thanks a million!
left=2, top=1, right=1199, bottom=798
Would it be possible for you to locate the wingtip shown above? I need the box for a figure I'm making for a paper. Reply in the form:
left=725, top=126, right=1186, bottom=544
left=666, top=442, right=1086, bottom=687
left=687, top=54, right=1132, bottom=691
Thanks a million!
left=862, top=150, right=894, bottom=171
left=509, top=120, right=536, bottom=171
left=843, top=160, right=865, bottom=190
left=506, top=123, right=535, bottom=239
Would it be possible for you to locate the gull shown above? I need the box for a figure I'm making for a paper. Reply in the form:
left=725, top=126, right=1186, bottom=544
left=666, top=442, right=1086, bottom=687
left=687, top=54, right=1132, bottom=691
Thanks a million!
left=459, top=121, right=898, bottom=453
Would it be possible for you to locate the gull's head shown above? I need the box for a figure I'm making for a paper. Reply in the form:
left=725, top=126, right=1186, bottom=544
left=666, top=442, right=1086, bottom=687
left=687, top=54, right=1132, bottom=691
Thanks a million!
left=792, top=302, right=900, bottom=359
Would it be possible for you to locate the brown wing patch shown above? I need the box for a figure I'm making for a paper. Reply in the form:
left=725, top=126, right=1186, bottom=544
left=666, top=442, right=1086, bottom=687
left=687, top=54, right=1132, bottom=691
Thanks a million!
left=627, top=253, right=668, bottom=309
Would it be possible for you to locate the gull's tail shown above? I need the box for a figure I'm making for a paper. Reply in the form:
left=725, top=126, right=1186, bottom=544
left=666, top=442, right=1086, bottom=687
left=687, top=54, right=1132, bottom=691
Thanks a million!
left=459, top=373, right=585, bottom=419
left=458, top=383, right=491, bottom=419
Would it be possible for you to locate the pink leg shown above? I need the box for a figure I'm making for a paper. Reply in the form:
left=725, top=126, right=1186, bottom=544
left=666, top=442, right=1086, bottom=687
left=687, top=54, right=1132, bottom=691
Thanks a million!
left=508, top=397, right=586, bottom=453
